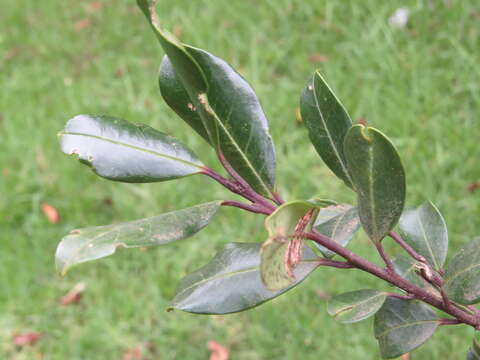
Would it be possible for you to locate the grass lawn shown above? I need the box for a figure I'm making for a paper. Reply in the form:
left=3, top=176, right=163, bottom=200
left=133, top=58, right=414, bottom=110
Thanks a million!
left=1, top=0, right=479, bottom=358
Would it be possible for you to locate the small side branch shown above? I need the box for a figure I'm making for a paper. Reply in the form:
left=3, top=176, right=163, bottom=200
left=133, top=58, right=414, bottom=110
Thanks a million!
left=438, top=318, right=461, bottom=326
left=375, top=241, right=395, bottom=272
left=317, top=259, right=355, bottom=269
left=388, top=231, right=427, bottom=263
left=221, top=200, right=271, bottom=215
left=386, top=292, right=415, bottom=300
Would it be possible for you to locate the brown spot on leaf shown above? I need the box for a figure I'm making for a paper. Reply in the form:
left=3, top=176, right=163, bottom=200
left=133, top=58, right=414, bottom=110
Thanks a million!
left=41, top=203, right=60, bottom=224
left=12, top=332, right=43, bottom=347
left=208, top=340, right=229, bottom=360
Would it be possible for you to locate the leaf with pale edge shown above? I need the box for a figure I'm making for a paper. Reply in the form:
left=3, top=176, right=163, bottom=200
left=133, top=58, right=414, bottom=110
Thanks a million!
left=344, top=125, right=406, bottom=243
left=313, top=204, right=360, bottom=258
left=300, top=71, right=353, bottom=187
left=59, top=115, right=203, bottom=183
left=327, top=289, right=386, bottom=323
left=138, top=0, right=276, bottom=197
left=444, top=238, right=480, bottom=304
left=399, top=201, right=448, bottom=270
left=56, top=201, right=221, bottom=275
left=261, top=201, right=318, bottom=291
left=374, top=298, right=438, bottom=359
left=170, top=242, right=319, bottom=314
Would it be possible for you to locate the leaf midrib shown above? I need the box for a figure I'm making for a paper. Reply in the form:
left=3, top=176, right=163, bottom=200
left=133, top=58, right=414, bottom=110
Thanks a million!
left=376, top=319, right=438, bottom=339
left=60, top=131, right=204, bottom=170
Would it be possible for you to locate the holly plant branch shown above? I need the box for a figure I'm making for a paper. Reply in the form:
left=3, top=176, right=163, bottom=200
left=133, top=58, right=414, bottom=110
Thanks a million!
left=55, top=2, right=480, bottom=358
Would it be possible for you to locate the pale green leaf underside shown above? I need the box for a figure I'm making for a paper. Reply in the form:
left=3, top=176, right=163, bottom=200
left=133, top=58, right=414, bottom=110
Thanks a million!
left=56, top=201, right=222, bottom=275
left=327, top=289, right=386, bottom=323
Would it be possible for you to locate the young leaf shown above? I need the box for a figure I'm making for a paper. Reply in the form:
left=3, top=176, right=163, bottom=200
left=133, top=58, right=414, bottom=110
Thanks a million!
left=374, top=298, right=438, bottom=359
left=170, top=242, right=319, bottom=314
left=343, top=125, right=406, bottom=243
left=313, top=204, right=360, bottom=258
left=260, top=201, right=318, bottom=291
left=300, top=71, right=353, bottom=187
left=444, top=238, right=480, bottom=304
left=399, top=201, right=448, bottom=270
left=59, top=115, right=204, bottom=183
left=327, top=289, right=386, bottom=323
left=392, top=255, right=437, bottom=293
left=139, top=1, right=276, bottom=198
left=56, top=201, right=222, bottom=275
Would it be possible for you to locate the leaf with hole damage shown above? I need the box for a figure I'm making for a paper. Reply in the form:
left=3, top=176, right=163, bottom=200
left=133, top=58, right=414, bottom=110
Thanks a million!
left=328, top=289, right=386, bottom=323
left=171, top=242, right=319, bottom=314
left=374, top=298, right=438, bottom=358
left=300, top=71, right=353, bottom=187
left=260, top=201, right=318, bottom=291
left=399, top=201, right=448, bottom=270
left=59, top=115, right=204, bottom=183
left=444, top=238, right=480, bottom=304
left=138, top=1, right=276, bottom=197
left=56, top=201, right=221, bottom=275
left=313, top=204, right=360, bottom=258
left=344, top=125, right=406, bottom=243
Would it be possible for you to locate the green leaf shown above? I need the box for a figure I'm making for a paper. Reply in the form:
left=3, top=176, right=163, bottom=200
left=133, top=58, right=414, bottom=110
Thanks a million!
left=374, top=298, right=438, bottom=358
left=467, top=338, right=480, bottom=360
left=56, top=201, right=222, bottom=275
left=261, top=201, right=318, bottom=291
left=300, top=71, right=353, bottom=187
left=327, top=289, right=386, bottom=323
left=343, top=125, right=406, bottom=243
left=444, top=238, right=480, bottom=304
left=140, top=1, right=276, bottom=197
left=392, top=255, right=437, bottom=293
left=399, top=201, right=448, bottom=270
left=313, top=204, right=360, bottom=258
left=59, top=115, right=204, bottom=183
left=171, top=242, right=319, bottom=314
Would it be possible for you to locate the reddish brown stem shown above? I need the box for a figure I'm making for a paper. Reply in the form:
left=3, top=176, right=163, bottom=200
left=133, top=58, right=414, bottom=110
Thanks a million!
left=221, top=200, right=271, bottom=215
left=388, top=231, right=427, bottom=263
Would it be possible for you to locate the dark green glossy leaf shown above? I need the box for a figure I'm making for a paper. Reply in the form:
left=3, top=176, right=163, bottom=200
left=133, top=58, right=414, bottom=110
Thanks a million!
left=56, top=201, right=221, bottom=275
left=313, top=204, right=360, bottom=258
left=344, top=125, right=406, bottom=243
left=399, top=201, right=448, bottom=270
left=327, top=289, right=386, bottom=323
left=300, top=71, right=353, bottom=187
left=392, top=255, right=437, bottom=293
left=171, top=242, right=319, bottom=314
left=140, top=1, right=276, bottom=197
left=444, top=238, right=480, bottom=304
left=59, top=115, right=204, bottom=182
left=467, top=338, right=480, bottom=360
left=261, top=201, right=318, bottom=291
left=374, top=298, right=438, bottom=358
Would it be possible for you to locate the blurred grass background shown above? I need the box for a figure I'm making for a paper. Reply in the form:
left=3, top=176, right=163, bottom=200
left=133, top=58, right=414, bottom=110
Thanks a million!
left=1, top=0, right=479, bottom=358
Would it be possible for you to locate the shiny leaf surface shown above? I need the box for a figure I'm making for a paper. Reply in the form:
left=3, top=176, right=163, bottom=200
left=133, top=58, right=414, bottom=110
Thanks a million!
left=313, top=204, right=360, bottom=258
left=399, top=201, right=448, bottom=270
left=56, top=201, right=221, bottom=275
left=327, top=289, right=386, bottom=323
left=261, top=201, right=318, bottom=291
left=344, top=125, right=406, bottom=243
left=300, top=71, right=353, bottom=187
left=140, top=1, right=276, bottom=197
left=59, top=115, right=203, bottom=183
left=374, top=298, right=438, bottom=358
left=444, top=238, right=480, bottom=304
left=171, top=242, right=319, bottom=314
